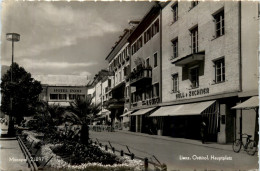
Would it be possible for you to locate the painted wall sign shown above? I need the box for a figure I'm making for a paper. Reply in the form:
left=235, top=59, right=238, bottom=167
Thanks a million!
left=48, top=87, right=87, bottom=94
left=176, top=88, right=210, bottom=99
left=53, top=89, right=82, bottom=93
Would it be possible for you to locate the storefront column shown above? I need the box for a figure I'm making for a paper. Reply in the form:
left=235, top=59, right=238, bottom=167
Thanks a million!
left=218, top=104, right=226, bottom=143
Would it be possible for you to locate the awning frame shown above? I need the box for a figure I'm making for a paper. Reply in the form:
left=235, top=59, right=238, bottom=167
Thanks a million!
left=149, top=100, right=216, bottom=117
left=232, top=96, right=259, bottom=110
left=131, top=107, right=156, bottom=116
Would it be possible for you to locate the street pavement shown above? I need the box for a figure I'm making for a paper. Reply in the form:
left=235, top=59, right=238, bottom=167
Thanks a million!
left=0, top=122, right=29, bottom=171
left=90, top=130, right=258, bottom=171
left=0, top=139, right=30, bottom=171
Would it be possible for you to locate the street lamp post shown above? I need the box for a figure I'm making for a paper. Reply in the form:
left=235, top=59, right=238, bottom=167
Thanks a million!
left=6, top=33, right=20, bottom=136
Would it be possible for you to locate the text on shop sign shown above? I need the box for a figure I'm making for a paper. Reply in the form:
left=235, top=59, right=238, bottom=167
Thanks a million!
left=176, top=88, right=209, bottom=99
left=53, top=89, right=82, bottom=93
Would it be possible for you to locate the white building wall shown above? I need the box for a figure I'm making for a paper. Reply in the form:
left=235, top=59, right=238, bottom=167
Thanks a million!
left=241, top=2, right=259, bottom=94
left=95, top=81, right=102, bottom=106
left=162, top=1, right=240, bottom=103
left=102, top=79, right=108, bottom=103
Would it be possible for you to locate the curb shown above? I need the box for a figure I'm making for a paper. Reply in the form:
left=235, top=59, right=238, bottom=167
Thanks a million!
left=114, top=130, right=233, bottom=152
left=0, top=137, right=17, bottom=140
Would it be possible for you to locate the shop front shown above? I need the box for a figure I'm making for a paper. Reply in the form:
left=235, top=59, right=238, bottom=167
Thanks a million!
left=232, top=96, right=259, bottom=144
left=150, top=100, right=219, bottom=141
left=130, top=107, right=157, bottom=134
left=120, top=110, right=132, bottom=131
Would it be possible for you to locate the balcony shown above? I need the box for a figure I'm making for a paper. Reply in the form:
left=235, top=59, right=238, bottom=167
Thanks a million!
left=171, top=51, right=205, bottom=67
left=130, top=67, right=152, bottom=86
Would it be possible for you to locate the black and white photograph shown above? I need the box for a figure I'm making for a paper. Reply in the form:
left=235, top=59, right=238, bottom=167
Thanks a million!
left=0, top=0, right=259, bottom=170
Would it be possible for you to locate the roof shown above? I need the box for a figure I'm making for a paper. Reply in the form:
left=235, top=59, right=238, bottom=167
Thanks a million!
left=127, top=2, right=162, bottom=43
left=33, top=74, right=89, bottom=86
left=105, top=29, right=131, bottom=62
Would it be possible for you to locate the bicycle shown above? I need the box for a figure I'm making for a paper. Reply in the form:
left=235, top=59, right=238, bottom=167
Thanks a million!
left=232, top=133, right=257, bottom=156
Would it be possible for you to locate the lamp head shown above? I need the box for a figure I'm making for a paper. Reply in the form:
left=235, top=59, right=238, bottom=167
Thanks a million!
left=6, top=33, right=20, bottom=42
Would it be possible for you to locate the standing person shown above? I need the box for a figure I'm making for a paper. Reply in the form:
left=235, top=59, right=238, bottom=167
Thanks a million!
left=200, top=119, right=207, bottom=144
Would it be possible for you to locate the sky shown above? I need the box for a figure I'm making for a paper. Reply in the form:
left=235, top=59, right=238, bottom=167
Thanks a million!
left=1, top=0, right=154, bottom=79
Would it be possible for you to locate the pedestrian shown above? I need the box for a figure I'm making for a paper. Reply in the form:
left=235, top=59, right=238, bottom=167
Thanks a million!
left=200, top=119, right=207, bottom=144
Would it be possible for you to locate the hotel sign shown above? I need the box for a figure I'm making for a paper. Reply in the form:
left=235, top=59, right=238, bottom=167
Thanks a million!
left=176, top=88, right=209, bottom=99
left=48, top=87, right=87, bottom=94
left=54, top=89, right=82, bottom=93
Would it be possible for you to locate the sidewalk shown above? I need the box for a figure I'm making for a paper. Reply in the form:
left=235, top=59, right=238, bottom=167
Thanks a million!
left=116, top=130, right=233, bottom=151
left=0, top=139, right=30, bottom=171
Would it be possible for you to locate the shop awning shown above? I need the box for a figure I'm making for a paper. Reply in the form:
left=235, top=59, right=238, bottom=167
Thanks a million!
left=232, top=96, right=259, bottom=110
left=131, top=107, right=156, bottom=116
left=149, top=100, right=215, bottom=117
left=120, top=111, right=132, bottom=117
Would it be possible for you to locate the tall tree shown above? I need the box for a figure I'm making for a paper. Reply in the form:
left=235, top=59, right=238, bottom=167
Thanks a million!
left=1, top=63, right=42, bottom=123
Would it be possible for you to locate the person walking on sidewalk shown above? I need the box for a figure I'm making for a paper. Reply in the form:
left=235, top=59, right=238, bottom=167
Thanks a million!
left=200, top=119, right=207, bottom=144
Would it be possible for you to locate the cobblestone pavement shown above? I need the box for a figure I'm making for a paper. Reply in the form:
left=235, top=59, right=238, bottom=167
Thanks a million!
left=90, top=130, right=258, bottom=171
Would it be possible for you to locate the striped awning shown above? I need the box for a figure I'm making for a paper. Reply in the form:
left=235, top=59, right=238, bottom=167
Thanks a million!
left=131, top=107, right=156, bottom=116
left=149, top=101, right=216, bottom=117
left=232, top=96, right=259, bottom=110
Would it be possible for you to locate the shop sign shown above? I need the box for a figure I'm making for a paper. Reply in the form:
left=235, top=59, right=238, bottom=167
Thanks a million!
left=50, top=88, right=84, bottom=93
left=146, top=97, right=160, bottom=105
left=176, top=88, right=209, bottom=99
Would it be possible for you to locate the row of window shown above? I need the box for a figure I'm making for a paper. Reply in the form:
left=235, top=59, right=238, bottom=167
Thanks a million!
left=144, top=19, right=159, bottom=44
left=132, top=37, right=143, bottom=54
left=131, top=83, right=160, bottom=103
left=109, top=65, right=130, bottom=88
left=171, top=1, right=200, bottom=24
left=131, top=19, right=160, bottom=55
left=171, top=9, right=224, bottom=58
left=109, top=47, right=130, bottom=71
left=171, top=7, right=224, bottom=57
left=49, top=94, right=86, bottom=100
left=172, top=58, right=225, bottom=92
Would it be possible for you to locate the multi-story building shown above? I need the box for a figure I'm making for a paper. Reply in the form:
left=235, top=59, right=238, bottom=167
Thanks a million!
left=148, top=1, right=259, bottom=143
left=232, top=1, right=259, bottom=144
left=105, top=29, right=132, bottom=130
left=34, top=75, right=89, bottom=106
left=89, top=70, right=112, bottom=124
left=128, top=3, right=163, bottom=133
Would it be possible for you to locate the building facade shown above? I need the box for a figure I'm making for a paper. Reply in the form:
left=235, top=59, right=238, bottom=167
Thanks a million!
left=105, top=29, right=132, bottom=130
left=155, top=1, right=259, bottom=143
left=128, top=3, right=163, bottom=134
left=35, top=75, right=89, bottom=106
left=88, top=1, right=258, bottom=144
